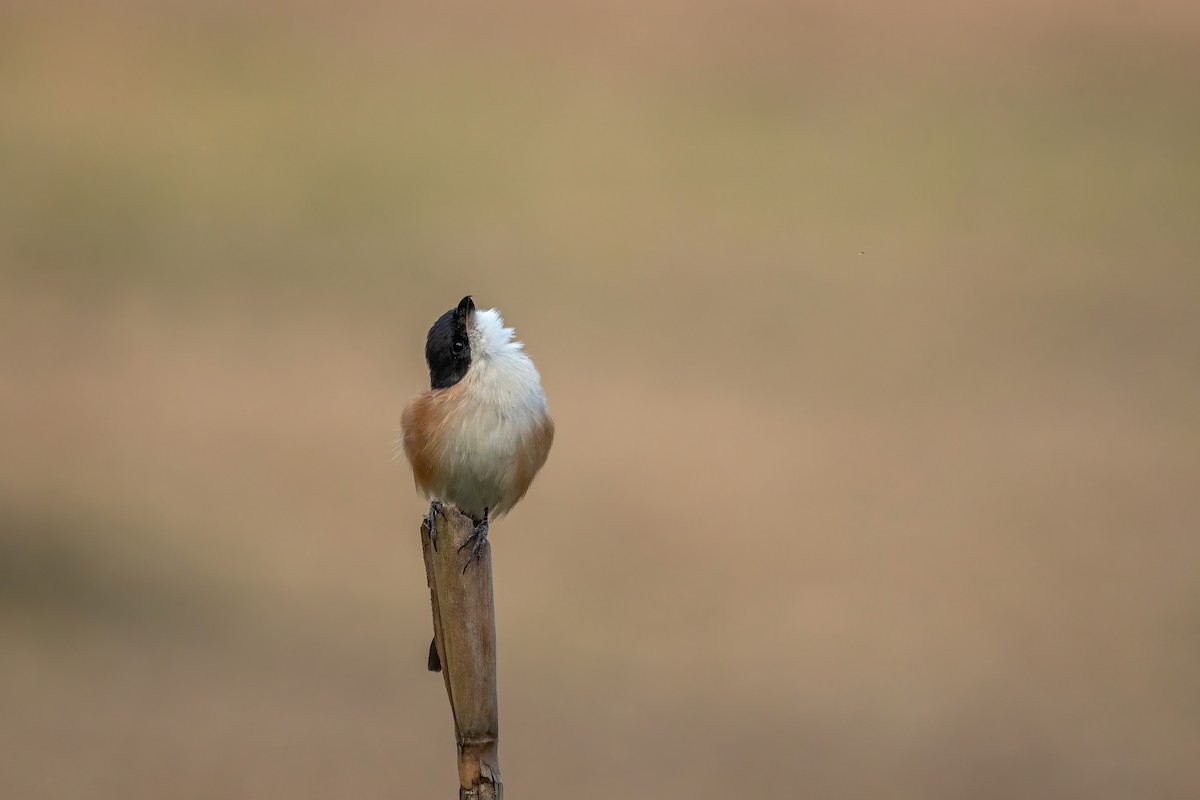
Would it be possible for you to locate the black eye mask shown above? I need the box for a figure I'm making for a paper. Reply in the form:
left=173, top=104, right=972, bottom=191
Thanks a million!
left=425, top=295, right=475, bottom=389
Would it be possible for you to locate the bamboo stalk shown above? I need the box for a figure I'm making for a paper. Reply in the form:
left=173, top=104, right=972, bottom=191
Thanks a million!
left=421, top=505, right=503, bottom=800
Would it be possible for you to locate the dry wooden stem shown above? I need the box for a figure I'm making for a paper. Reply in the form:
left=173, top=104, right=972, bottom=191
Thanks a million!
left=421, top=506, right=503, bottom=800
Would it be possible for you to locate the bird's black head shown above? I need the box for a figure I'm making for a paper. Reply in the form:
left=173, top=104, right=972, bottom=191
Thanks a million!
left=425, top=295, right=475, bottom=389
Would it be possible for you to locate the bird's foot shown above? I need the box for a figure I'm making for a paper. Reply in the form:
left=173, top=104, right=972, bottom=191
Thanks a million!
left=426, top=500, right=444, bottom=551
left=457, top=512, right=490, bottom=573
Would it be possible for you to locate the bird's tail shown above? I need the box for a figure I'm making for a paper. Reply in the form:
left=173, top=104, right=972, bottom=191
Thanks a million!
left=427, top=636, right=442, bottom=672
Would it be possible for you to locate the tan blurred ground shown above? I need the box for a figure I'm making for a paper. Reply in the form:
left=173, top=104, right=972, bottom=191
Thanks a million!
left=2, top=2, right=1199, bottom=798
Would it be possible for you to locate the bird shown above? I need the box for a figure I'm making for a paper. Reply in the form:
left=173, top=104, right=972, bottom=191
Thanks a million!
left=400, top=296, right=554, bottom=671
left=400, top=293, right=554, bottom=567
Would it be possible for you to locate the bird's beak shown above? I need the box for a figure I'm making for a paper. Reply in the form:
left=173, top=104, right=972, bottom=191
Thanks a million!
left=458, top=295, right=476, bottom=332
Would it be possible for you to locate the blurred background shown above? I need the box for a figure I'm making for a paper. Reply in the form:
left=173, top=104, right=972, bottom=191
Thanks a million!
left=2, top=1, right=1199, bottom=797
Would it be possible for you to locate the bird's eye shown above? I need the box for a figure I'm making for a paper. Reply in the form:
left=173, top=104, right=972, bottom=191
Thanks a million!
left=452, top=339, right=465, bottom=353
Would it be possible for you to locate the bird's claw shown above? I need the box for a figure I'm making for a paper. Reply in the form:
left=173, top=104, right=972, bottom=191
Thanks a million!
left=426, top=500, right=444, bottom=551
left=457, top=516, right=490, bottom=573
